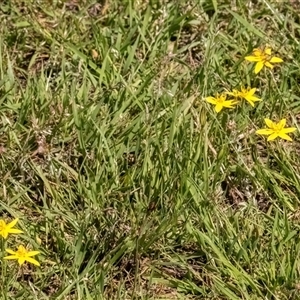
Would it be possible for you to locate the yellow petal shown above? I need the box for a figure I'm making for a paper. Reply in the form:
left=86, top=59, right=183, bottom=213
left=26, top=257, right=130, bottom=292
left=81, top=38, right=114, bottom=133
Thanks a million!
left=245, top=99, right=255, bottom=107
left=8, top=229, right=23, bottom=234
left=255, top=61, right=264, bottom=74
left=5, top=249, right=16, bottom=255
left=27, top=251, right=40, bottom=257
left=245, top=55, right=261, bottom=62
left=264, top=62, right=274, bottom=69
left=222, top=100, right=236, bottom=108
left=7, top=218, right=18, bottom=229
left=18, top=257, right=25, bottom=265
left=269, top=56, right=283, bottom=63
left=206, top=97, right=217, bottom=104
left=278, top=132, right=292, bottom=141
left=282, top=127, right=297, bottom=133
left=256, top=129, right=274, bottom=135
left=278, top=119, right=286, bottom=129
left=18, top=245, right=26, bottom=252
left=264, top=118, right=275, bottom=128
left=4, top=255, right=19, bottom=261
left=0, top=232, right=8, bottom=239
left=264, top=48, right=272, bottom=55
left=245, top=95, right=260, bottom=101
left=26, top=257, right=40, bottom=266
left=215, top=103, right=223, bottom=113
left=249, top=88, right=256, bottom=95
left=267, top=133, right=279, bottom=141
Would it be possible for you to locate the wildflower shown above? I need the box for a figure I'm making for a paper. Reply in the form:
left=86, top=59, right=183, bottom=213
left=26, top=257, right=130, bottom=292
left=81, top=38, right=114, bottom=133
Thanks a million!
left=0, top=218, right=23, bottom=239
left=245, top=47, right=283, bottom=74
left=256, top=118, right=297, bottom=141
left=4, top=245, right=40, bottom=266
left=206, top=93, right=237, bottom=113
left=227, top=87, right=261, bottom=107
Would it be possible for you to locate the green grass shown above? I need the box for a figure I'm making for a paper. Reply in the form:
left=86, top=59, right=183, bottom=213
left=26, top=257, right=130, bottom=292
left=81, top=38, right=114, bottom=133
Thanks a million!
left=1, top=0, right=300, bottom=299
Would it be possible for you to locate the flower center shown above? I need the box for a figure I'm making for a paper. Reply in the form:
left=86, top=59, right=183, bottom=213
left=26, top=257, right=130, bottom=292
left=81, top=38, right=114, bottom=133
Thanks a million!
left=216, top=96, right=225, bottom=103
left=254, top=50, right=270, bottom=62
left=259, top=52, right=271, bottom=63
left=16, top=249, right=27, bottom=257
left=273, top=124, right=282, bottom=133
left=240, top=90, right=248, bottom=97
left=262, top=55, right=269, bottom=62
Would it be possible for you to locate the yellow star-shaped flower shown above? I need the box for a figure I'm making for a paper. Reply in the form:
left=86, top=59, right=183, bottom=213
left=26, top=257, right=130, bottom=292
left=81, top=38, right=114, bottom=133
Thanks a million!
left=245, top=47, right=283, bottom=74
left=227, top=87, right=261, bottom=107
left=4, top=245, right=40, bottom=266
left=0, top=218, right=23, bottom=239
left=256, top=118, right=297, bottom=141
left=206, top=93, right=237, bottom=113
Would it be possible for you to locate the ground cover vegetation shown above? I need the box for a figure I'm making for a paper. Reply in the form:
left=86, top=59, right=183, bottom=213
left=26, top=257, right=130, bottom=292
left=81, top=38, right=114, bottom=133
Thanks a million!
left=1, top=0, right=300, bottom=299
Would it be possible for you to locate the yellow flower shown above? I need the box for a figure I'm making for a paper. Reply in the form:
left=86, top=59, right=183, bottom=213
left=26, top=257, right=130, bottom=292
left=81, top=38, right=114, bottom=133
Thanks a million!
left=245, top=47, right=283, bottom=74
left=206, top=93, right=237, bottom=113
left=4, top=245, right=40, bottom=266
left=227, top=87, right=261, bottom=107
left=0, top=218, right=23, bottom=239
left=256, top=119, right=297, bottom=141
